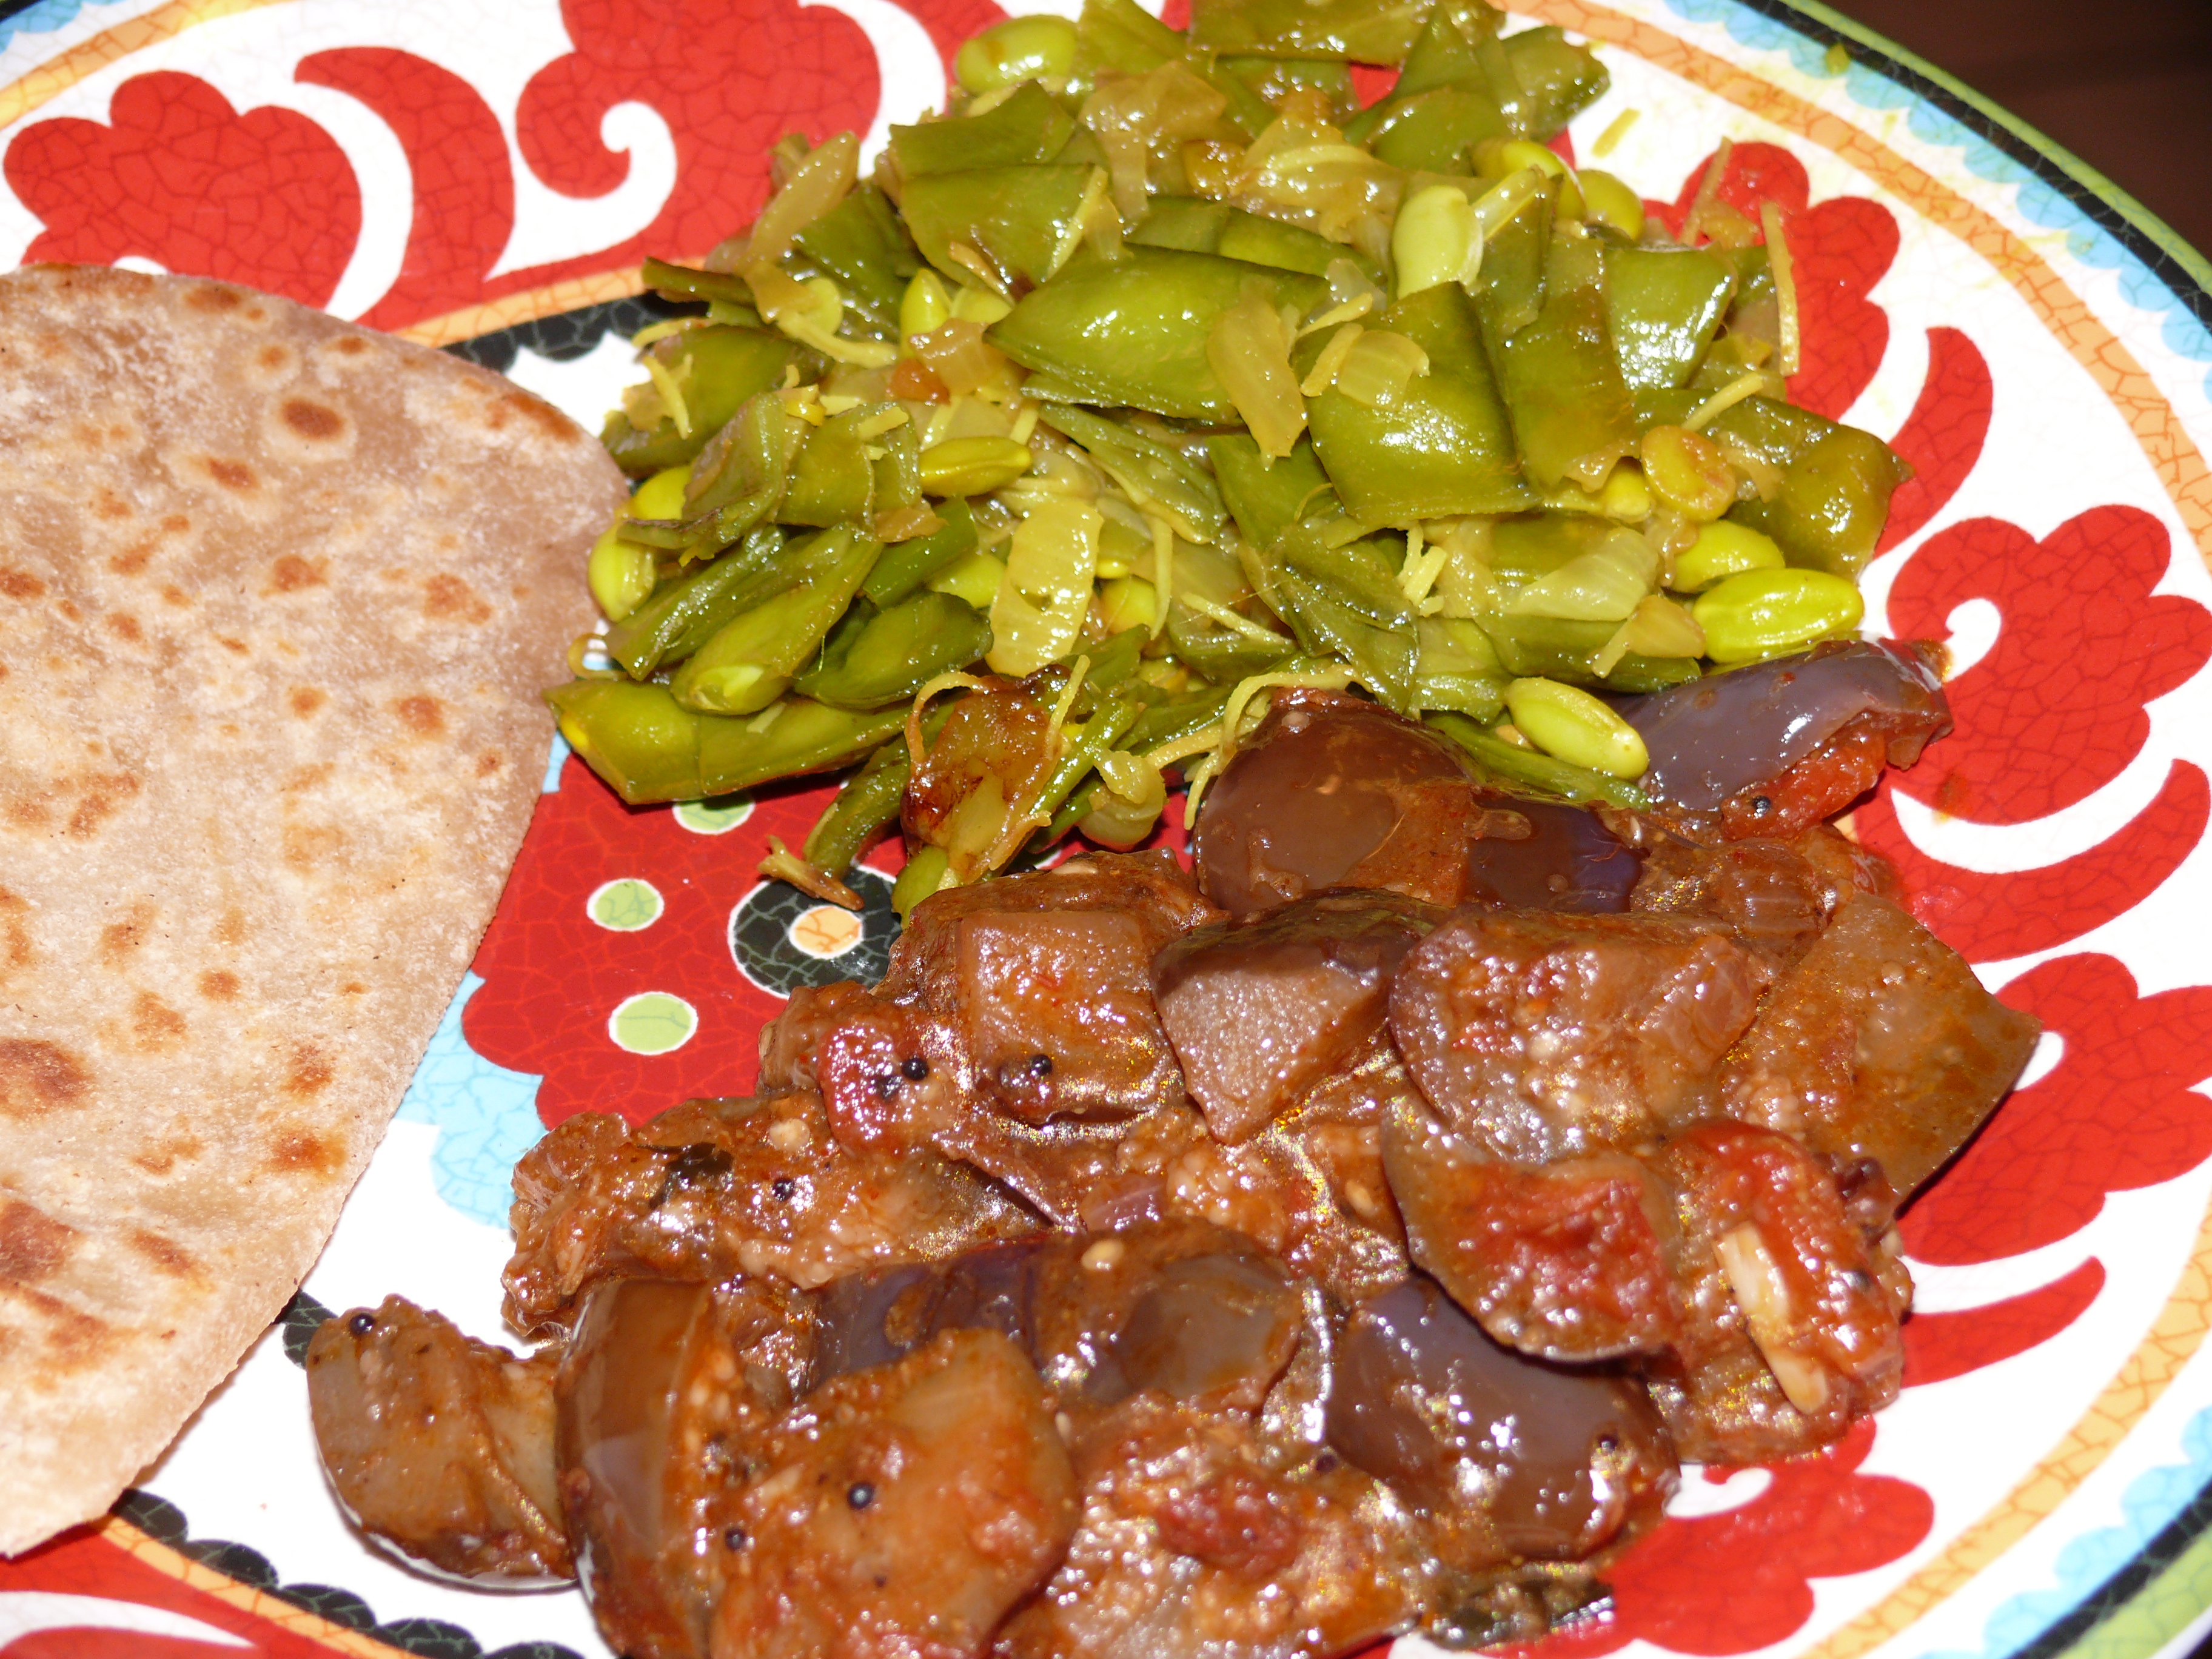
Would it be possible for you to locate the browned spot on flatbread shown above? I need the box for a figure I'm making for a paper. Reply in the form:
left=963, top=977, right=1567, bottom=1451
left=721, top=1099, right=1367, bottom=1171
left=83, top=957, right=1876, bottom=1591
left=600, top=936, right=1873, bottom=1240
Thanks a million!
left=423, top=572, right=492, bottom=623
left=394, top=695, right=444, bottom=738
left=215, top=635, right=249, bottom=655
left=186, top=284, right=241, bottom=313
left=267, top=554, right=324, bottom=594
left=284, top=1043, right=335, bottom=1098
left=0, top=888, right=30, bottom=976
left=127, top=1229, right=195, bottom=1278
left=341, top=980, right=367, bottom=995
left=106, top=612, right=143, bottom=643
left=0, top=1039, right=89, bottom=1118
left=214, top=908, right=247, bottom=947
left=198, top=969, right=239, bottom=1000
left=281, top=399, right=344, bottom=441
left=96, top=902, right=155, bottom=966
left=283, top=821, right=345, bottom=870
left=66, top=772, right=140, bottom=839
left=204, top=457, right=256, bottom=493
left=289, top=686, right=327, bottom=718
left=110, top=540, right=157, bottom=576
left=130, top=992, right=186, bottom=1051
left=1, top=569, right=47, bottom=600
left=94, top=488, right=130, bottom=521
left=0, top=1281, right=114, bottom=1364
left=0, top=1202, right=76, bottom=1282
left=475, top=752, right=504, bottom=777
left=270, top=1128, right=341, bottom=1175
left=133, top=1133, right=201, bottom=1176
left=284, top=762, right=334, bottom=795
left=161, top=584, right=190, bottom=606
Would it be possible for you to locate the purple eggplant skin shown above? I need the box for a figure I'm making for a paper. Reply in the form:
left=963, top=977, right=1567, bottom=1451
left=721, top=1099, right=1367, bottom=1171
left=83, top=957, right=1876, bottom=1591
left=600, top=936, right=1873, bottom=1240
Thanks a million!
left=1613, top=642, right=1949, bottom=813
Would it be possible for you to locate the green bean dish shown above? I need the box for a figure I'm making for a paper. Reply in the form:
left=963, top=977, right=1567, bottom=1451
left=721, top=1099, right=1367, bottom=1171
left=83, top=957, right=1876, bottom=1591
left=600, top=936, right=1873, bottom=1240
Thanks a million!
left=545, top=0, right=1911, bottom=917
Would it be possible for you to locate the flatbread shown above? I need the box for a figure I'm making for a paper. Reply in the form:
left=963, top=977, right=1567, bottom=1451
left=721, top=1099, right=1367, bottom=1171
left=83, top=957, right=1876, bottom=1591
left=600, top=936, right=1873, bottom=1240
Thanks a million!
left=0, top=265, right=627, bottom=1553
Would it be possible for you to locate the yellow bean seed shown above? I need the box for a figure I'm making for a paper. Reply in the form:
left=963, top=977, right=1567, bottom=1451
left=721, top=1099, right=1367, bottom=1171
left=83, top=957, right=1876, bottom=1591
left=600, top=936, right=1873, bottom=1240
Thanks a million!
left=1578, top=168, right=1646, bottom=240
left=1503, top=677, right=1649, bottom=778
left=1098, top=575, right=1157, bottom=634
left=630, top=464, right=691, bottom=521
left=1641, top=424, right=1738, bottom=521
left=1671, top=520, right=1786, bottom=592
left=586, top=525, right=657, bottom=622
left=950, top=285, right=1014, bottom=327
left=1598, top=461, right=1653, bottom=521
left=926, top=549, right=1007, bottom=609
left=919, top=436, right=1034, bottom=497
left=954, top=13, right=1079, bottom=95
left=1477, top=138, right=1568, bottom=183
left=899, top=269, right=952, bottom=346
left=1692, top=568, right=1864, bottom=663
left=1393, top=183, right=1479, bottom=300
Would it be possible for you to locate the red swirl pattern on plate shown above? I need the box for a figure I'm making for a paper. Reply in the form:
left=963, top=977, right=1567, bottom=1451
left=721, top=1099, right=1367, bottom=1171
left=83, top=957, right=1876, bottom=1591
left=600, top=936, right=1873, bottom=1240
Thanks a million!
left=4, top=70, right=362, bottom=306
left=1515, top=1421, right=1933, bottom=1658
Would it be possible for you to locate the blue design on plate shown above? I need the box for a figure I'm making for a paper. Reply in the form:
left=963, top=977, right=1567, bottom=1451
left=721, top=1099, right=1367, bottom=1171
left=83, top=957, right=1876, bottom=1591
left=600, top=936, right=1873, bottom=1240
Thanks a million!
left=543, top=730, right=571, bottom=793
left=1657, top=0, right=2212, bottom=400
left=1920, top=1406, right=2212, bottom=1659
left=0, top=0, right=129, bottom=55
left=394, top=971, right=546, bottom=1228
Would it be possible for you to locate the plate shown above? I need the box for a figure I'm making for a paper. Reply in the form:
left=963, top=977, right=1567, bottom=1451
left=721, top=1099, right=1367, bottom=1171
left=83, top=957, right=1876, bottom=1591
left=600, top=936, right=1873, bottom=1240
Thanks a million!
left=2, top=0, right=2210, bottom=1655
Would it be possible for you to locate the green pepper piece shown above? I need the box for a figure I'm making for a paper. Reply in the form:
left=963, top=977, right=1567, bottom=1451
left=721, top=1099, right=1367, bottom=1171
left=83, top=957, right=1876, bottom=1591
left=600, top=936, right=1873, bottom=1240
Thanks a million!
left=873, top=418, right=922, bottom=517
left=1700, top=394, right=1825, bottom=473
left=1126, top=198, right=1343, bottom=276
left=1076, top=0, right=1181, bottom=76
left=1426, top=710, right=1651, bottom=808
left=793, top=184, right=922, bottom=330
left=1415, top=615, right=1509, bottom=720
left=1490, top=512, right=1616, bottom=586
left=902, top=164, right=1094, bottom=290
left=1397, top=0, right=1504, bottom=96
left=1164, top=604, right=1297, bottom=683
left=779, top=406, right=878, bottom=528
left=1367, top=87, right=1508, bottom=173
left=891, top=81, right=1075, bottom=178
left=801, top=740, right=910, bottom=876
left=1208, top=432, right=1339, bottom=548
left=1498, top=26, right=1609, bottom=138
left=1070, top=626, right=1150, bottom=702
left=548, top=680, right=907, bottom=805
left=862, top=499, right=982, bottom=606
left=1728, top=426, right=1911, bottom=579
left=1275, top=567, right=1419, bottom=712
left=1188, top=0, right=1427, bottom=63
left=1606, top=246, right=1736, bottom=392
left=1195, top=58, right=1283, bottom=140
left=1472, top=612, right=1703, bottom=692
left=670, top=528, right=880, bottom=714
left=1037, top=405, right=1227, bottom=542
left=640, top=258, right=751, bottom=307
left=1471, top=184, right=1552, bottom=353
left=1496, top=226, right=1637, bottom=490
left=795, top=590, right=993, bottom=709
left=1213, top=55, right=1358, bottom=127
left=1301, top=281, right=1531, bottom=523
left=601, top=328, right=802, bottom=476
left=605, top=533, right=785, bottom=680
left=990, top=249, right=1326, bottom=420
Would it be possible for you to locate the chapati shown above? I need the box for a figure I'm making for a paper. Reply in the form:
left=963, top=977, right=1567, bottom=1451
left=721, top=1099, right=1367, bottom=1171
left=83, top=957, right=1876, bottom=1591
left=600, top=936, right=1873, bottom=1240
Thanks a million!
left=0, top=265, right=626, bottom=1553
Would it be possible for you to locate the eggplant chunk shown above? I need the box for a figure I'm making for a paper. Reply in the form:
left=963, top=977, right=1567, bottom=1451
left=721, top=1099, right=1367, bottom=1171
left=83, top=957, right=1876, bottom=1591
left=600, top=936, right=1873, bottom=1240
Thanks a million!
left=306, top=1296, right=569, bottom=1583
left=1193, top=689, right=1524, bottom=920
left=1614, top=640, right=1949, bottom=837
left=1720, top=892, right=2040, bottom=1195
left=1464, top=796, right=1643, bottom=914
left=555, top=1277, right=816, bottom=1659
left=711, top=1329, right=1078, bottom=1659
left=1326, top=1276, right=1674, bottom=1564
left=1151, top=891, right=1438, bottom=1142
left=1387, top=1108, right=1908, bottom=1461
left=1389, top=908, right=1773, bottom=1161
